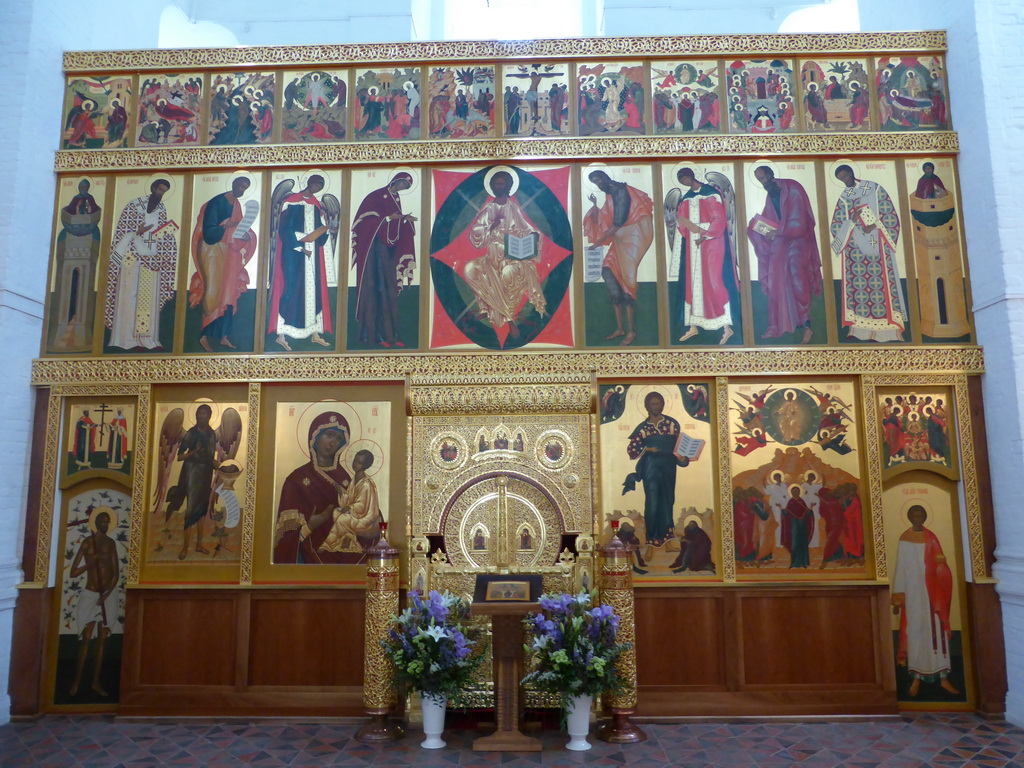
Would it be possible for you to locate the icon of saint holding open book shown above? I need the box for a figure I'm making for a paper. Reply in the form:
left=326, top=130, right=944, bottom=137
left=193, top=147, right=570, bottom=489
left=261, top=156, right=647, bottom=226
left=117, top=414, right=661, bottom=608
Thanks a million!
left=622, top=391, right=705, bottom=546
left=464, top=168, right=547, bottom=339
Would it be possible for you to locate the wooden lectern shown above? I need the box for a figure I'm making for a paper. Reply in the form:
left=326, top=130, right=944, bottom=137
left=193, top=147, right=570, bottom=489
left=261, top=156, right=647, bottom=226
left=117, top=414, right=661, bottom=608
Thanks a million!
left=471, top=574, right=543, bottom=752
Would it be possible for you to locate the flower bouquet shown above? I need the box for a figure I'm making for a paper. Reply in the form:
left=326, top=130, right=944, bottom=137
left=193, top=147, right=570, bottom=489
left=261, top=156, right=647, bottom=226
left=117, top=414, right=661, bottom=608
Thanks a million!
left=522, top=590, right=630, bottom=702
left=522, top=591, right=631, bottom=749
left=383, top=590, right=481, bottom=705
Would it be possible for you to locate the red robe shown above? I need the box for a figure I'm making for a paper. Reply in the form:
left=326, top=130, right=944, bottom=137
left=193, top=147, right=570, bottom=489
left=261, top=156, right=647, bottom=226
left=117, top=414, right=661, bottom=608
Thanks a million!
left=841, top=495, right=864, bottom=559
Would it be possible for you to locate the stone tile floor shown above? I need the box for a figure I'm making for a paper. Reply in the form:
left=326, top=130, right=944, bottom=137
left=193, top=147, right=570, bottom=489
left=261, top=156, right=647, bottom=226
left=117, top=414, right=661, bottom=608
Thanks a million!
left=1, top=712, right=1023, bottom=767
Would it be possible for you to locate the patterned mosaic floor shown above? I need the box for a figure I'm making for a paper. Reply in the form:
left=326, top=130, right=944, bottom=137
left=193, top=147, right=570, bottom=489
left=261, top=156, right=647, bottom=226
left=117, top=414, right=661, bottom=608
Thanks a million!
left=2, top=712, right=1023, bottom=767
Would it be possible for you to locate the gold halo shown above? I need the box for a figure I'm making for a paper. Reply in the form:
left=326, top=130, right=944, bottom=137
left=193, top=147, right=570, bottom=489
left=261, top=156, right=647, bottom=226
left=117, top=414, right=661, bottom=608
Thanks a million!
left=668, top=161, right=705, bottom=188
left=226, top=170, right=258, bottom=200
left=788, top=483, right=803, bottom=495
left=88, top=505, right=118, bottom=533
left=748, top=159, right=780, bottom=188
left=827, top=158, right=861, bottom=189
left=66, top=175, right=101, bottom=198
left=632, top=384, right=674, bottom=414
left=483, top=165, right=521, bottom=197
left=293, top=399, right=362, bottom=460
left=298, top=168, right=332, bottom=195
left=682, top=514, right=702, bottom=529
left=388, top=166, right=419, bottom=195
left=345, top=437, right=385, bottom=478
left=900, top=498, right=931, bottom=521
left=186, top=398, right=220, bottom=427
left=143, top=172, right=176, bottom=203
left=582, top=163, right=612, bottom=197
left=803, top=471, right=819, bottom=482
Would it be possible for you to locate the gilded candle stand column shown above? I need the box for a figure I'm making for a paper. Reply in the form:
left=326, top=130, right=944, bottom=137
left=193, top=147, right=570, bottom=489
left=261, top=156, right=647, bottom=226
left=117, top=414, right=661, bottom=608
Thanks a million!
left=356, top=522, right=404, bottom=743
left=596, top=521, right=646, bottom=744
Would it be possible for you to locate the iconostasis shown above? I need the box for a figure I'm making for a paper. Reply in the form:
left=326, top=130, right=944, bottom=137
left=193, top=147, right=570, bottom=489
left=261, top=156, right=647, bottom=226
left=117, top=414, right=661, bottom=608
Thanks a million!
left=23, top=31, right=997, bottom=718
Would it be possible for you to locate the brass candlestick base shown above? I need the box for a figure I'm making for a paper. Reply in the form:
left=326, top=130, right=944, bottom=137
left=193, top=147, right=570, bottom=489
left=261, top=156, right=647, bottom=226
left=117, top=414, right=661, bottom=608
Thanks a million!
left=355, top=711, right=405, bottom=743
left=596, top=708, right=647, bottom=743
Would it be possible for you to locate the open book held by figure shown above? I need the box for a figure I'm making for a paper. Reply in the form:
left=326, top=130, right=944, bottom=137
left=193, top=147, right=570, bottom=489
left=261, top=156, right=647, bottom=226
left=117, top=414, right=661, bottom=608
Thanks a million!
left=504, top=232, right=540, bottom=260
left=674, top=431, right=705, bottom=462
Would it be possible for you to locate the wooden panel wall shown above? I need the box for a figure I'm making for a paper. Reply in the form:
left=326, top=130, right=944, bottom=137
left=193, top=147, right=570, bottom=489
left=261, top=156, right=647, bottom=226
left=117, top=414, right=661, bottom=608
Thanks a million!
left=635, top=585, right=898, bottom=716
left=119, top=589, right=365, bottom=716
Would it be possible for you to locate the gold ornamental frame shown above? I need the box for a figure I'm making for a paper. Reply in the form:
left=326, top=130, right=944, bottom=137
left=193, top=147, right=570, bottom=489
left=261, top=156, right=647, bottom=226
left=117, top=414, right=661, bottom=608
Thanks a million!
left=62, top=31, right=947, bottom=74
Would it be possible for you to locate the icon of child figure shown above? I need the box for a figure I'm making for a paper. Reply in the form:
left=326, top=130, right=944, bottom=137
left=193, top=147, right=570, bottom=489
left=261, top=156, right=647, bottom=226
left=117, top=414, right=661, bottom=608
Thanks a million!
left=317, top=448, right=384, bottom=555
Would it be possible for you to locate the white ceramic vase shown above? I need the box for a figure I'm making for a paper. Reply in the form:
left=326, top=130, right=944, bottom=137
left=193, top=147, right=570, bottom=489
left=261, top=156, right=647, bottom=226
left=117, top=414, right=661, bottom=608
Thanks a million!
left=565, top=693, right=593, bottom=751
left=420, top=692, right=447, bottom=749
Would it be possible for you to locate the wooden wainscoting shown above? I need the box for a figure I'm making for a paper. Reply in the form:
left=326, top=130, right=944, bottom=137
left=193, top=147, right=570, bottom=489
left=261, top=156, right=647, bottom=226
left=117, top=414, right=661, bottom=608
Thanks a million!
left=635, top=584, right=898, bottom=716
left=119, top=588, right=366, bottom=716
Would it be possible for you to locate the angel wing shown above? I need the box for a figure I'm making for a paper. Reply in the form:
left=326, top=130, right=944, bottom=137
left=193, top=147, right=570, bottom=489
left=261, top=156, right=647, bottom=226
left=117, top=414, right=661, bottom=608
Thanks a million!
left=829, top=395, right=853, bottom=410
left=320, top=192, right=342, bottom=285
left=267, top=179, right=295, bottom=294
left=215, top=407, right=243, bottom=462
left=663, top=186, right=682, bottom=254
left=151, top=408, right=185, bottom=516
left=705, top=171, right=738, bottom=277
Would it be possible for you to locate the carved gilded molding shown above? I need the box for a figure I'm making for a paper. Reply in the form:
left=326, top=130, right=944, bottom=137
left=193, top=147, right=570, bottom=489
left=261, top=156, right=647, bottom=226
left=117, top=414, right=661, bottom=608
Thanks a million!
left=861, top=377, right=887, bottom=580
left=33, top=392, right=62, bottom=583
left=716, top=377, right=736, bottom=583
left=32, top=347, right=985, bottom=387
left=953, top=376, right=985, bottom=580
left=239, top=383, right=261, bottom=585
left=409, top=384, right=592, bottom=415
left=53, top=132, right=959, bottom=173
left=126, top=386, right=151, bottom=584
left=62, top=31, right=946, bottom=73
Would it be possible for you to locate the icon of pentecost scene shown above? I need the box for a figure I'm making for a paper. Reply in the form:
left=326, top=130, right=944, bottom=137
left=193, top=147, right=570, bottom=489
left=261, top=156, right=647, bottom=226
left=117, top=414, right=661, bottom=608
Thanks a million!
left=19, top=28, right=1010, bottom=750
left=730, top=381, right=867, bottom=574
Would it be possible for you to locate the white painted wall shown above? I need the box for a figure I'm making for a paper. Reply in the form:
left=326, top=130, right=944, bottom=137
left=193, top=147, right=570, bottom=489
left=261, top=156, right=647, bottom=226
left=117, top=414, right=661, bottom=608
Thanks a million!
left=1, top=0, right=1019, bottom=723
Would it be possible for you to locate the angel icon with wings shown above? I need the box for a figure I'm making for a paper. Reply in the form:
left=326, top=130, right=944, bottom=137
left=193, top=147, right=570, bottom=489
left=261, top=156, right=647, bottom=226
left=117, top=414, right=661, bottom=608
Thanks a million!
left=664, top=167, right=740, bottom=345
left=267, top=174, right=342, bottom=351
left=151, top=403, right=243, bottom=560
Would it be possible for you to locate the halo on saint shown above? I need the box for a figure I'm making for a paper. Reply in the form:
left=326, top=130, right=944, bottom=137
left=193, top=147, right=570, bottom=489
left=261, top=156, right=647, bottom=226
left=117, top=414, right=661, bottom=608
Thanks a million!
left=683, top=514, right=702, bottom=529
left=388, top=166, right=418, bottom=195
left=483, top=165, right=521, bottom=197
left=186, top=398, right=220, bottom=427
left=788, top=483, right=803, bottom=494
left=227, top=169, right=258, bottom=199
left=632, top=383, right=673, bottom=412
left=143, top=172, right=175, bottom=203
left=748, top=159, right=781, bottom=188
left=294, top=399, right=361, bottom=459
left=298, top=168, right=332, bottom=195
left=827, top=158, right=861, bottom=188
left=669, top=161, right=705, bottom=186
left=582, top=162, right=611, bottom=196
left=88, top=505, right=118, bottom=533
left=345, top=437, right=385, bottom=478
left=900, top=498, right=932, bottom=521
